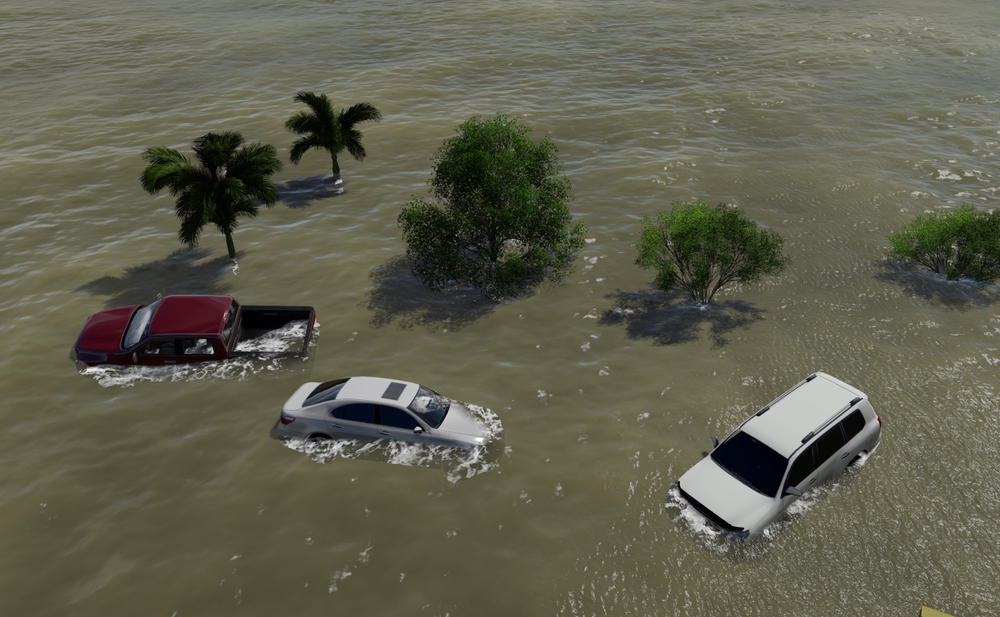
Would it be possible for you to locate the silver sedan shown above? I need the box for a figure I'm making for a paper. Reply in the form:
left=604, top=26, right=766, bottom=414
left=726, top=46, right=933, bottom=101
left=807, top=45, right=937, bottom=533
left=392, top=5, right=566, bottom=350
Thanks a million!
left=272, top=376, right=501, bottom=449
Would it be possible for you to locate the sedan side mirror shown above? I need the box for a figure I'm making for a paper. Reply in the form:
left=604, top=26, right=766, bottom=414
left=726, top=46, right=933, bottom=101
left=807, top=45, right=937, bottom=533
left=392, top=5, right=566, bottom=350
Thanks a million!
left=710, top=434, right=719, bottom=448
left=413, top=426, right=425, bottom=434
left=784, top=486, right=803, bottom=497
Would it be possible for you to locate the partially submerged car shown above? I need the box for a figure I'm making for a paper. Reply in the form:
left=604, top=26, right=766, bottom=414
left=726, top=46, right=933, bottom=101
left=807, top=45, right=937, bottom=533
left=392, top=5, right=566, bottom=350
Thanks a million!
left=73, top=295, right=315, bottom=367
left=673, top=372, right=881, bottom=538
left=274, top=376, right=500, bottom=449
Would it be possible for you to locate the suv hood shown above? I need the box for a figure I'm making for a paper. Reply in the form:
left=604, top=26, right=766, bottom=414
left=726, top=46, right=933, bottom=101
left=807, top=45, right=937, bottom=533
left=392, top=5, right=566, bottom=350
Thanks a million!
left=436, top=403, right=487, bottom=437
left=677, top=456, right=776, bottom=533
left=75, top=305, right=139, bottom=353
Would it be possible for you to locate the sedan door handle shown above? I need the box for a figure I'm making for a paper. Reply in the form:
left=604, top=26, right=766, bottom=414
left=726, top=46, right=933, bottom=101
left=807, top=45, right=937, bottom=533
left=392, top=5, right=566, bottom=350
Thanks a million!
left=378, top=431, right=390, bottom=436
left=330, top=424, right=343, bottom=429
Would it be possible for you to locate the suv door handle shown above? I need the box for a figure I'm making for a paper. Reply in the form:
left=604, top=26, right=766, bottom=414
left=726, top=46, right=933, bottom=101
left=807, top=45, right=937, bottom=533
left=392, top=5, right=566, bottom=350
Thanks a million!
left=841, top=451, right=851, bottom=459
left=808, top=478, right=816, bottom=485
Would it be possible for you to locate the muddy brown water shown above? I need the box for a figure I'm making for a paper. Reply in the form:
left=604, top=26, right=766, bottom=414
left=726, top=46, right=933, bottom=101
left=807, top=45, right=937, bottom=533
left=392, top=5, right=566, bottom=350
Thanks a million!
left=2, top=1, right=1000, bottom=615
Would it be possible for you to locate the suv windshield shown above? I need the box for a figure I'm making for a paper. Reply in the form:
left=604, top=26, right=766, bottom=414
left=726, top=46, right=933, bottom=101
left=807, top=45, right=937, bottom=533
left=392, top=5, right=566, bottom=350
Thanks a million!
left=122, top=300, right=161, bottom=349
left=711, top=430, right=788, bottom=497
left=407, top=386, right=450, bottom=428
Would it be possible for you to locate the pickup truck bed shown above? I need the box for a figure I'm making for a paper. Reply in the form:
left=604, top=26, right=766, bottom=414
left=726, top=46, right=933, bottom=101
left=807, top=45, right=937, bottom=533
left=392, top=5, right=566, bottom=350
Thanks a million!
left=232, top=305, right=316, bottom=357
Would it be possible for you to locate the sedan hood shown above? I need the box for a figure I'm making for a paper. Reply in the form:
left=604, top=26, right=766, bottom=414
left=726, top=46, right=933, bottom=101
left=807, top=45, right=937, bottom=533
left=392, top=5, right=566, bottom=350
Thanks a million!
left=436, top=403, right=487, bottom=437
left=677, top=456, right=776, bottom=533
left=75, top=305, right=139, bottom=353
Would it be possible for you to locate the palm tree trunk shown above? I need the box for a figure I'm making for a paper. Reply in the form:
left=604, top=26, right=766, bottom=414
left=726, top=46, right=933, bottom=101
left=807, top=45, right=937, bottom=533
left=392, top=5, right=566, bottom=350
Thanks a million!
left=331, top=154, right=342, bottom=185
left=224, top=231, right=237, bottom=260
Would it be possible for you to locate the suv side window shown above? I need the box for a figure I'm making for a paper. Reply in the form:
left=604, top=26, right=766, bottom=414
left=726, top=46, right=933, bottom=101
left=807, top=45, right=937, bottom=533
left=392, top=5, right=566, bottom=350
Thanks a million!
left=841, top=409, right=866, bottom=442
left=814, top=424, right=847, bottom=464
left=332, top=403, right=377, bottom=424
left=786, top=449, right=816, bottom=488
left=380, top=407, right=419, bottom=430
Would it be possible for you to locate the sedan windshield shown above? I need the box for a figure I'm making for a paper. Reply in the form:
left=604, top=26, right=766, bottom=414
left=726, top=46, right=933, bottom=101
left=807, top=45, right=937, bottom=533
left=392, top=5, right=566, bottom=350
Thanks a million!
left=710, top=430, right=788, bottom=497
left=122, top=300, right=161, bottom=349
left=407, top=386, right=450, bottom=428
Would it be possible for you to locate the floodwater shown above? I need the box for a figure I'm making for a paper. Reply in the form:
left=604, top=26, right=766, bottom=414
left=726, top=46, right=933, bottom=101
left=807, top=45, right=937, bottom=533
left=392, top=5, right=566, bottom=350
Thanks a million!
left=2, top=1, right=1000, bottom=615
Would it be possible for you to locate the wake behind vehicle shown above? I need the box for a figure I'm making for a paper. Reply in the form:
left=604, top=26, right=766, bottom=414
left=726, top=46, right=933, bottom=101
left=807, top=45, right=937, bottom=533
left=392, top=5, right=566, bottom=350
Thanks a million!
left=73, top=295, right=315, bottom=367
left=273, top=376, right=501, bottom=449
left=673, top=372, right=881, bottom=538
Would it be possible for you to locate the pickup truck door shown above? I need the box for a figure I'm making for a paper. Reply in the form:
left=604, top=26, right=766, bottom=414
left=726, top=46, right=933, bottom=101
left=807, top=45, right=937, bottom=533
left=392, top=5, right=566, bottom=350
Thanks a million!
left=327, top=403, right=379, bottom=440
left=135, top=338, right=180, bottom=366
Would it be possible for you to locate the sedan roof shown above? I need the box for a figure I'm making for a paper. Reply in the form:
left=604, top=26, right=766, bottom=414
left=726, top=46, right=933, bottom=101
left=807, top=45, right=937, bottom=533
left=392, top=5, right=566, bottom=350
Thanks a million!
left=148, top=295, right=233, bottom=337
left=740, top=373, right=865, bottom=458
left=338, top=376, right=419, bottom=407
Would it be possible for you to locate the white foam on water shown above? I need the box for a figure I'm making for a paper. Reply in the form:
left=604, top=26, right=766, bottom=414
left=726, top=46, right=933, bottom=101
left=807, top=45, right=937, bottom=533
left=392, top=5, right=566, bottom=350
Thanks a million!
left=234, top=320, right=311, bottom=353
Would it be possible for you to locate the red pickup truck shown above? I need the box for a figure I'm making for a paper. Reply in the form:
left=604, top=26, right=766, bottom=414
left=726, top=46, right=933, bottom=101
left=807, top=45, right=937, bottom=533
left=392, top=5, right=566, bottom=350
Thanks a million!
left=73, top=295, right=316, bottom=367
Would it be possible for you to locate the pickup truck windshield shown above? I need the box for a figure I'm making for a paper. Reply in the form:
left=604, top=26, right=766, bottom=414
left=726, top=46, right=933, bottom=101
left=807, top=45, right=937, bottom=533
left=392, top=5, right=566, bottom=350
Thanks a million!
left=122, top=300, right=161, bottom=349
left=710, top=430, right=788, bottom=498
left=407, top=386, right=450, bottom=428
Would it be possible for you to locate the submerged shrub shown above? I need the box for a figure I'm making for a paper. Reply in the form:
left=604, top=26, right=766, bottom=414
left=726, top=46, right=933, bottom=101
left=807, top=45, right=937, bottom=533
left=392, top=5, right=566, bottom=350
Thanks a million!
left=886, top=204, right=1000, bottom=284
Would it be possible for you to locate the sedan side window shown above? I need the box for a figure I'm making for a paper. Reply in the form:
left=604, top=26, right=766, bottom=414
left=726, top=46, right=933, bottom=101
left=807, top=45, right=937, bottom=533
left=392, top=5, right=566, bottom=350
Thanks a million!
left=785, top=450, right=816, bottom=488
left=814, top=424, right=847, bottom=464
left=380, top=407, right=419, bottom=430
left=840, top=409, right=866, bottom=442
left=331, top=403, right=377, bottom=424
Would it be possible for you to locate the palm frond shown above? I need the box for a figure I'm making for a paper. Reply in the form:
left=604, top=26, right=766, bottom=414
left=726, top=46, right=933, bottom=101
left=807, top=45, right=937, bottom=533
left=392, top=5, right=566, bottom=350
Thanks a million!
left=292, top=91, right=336, bottom=122
left=340, top=102, right=382, bottom=128
left=343, top=127, right=367, bottom=161
left=140, top=147, right=193, bottom=194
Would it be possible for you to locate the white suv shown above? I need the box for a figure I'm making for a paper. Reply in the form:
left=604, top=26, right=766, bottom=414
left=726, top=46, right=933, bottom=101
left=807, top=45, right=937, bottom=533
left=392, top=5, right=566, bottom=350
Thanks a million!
left=673, top=372, right=881, bottom=538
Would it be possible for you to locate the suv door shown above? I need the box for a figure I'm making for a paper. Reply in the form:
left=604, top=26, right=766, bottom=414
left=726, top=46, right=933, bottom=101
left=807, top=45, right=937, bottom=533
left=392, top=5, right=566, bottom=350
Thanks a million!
left=328, top=403, right=378, bottom=440
left=812, top=423, right=849, bottom=485
left=784, top=447, right=819, bottom=497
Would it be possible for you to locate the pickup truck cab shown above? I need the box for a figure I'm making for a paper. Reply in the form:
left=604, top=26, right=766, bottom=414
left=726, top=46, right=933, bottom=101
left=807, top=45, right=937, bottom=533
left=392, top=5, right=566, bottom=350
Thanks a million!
left=73, top=295, right=316, bottom=367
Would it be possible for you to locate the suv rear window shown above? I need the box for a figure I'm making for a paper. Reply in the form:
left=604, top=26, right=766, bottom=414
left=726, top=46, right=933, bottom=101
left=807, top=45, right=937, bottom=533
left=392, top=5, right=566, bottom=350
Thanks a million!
left=814, top=424, right=847, bottom=464
left=711, top=431, right=788, bottom=497
left=841, top=409, right=866, bottom=442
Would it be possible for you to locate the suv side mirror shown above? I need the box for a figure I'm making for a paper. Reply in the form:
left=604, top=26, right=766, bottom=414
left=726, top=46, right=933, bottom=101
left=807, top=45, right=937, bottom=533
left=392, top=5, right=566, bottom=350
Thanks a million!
left=784, top=486, right=803, bottom=497
left=710, top=434, right=719, bottom=448
left=413, top=426, right=424, bottom=434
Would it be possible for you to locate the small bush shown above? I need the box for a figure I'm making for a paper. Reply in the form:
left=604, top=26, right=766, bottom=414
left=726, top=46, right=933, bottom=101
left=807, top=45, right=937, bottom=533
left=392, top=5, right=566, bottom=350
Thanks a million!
left=886, top=205, right=1000, bottom=284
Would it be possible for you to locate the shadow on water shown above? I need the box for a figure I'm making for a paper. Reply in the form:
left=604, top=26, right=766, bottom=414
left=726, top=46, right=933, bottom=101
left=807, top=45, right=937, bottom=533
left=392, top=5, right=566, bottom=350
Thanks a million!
left=276, top=175, right=344, bottom=209
left=364, top=255, right=496, bottom=331
left=75, top=247, right=235, bottom=307
left=874, top=261, right=998, bottom=311
left=598, top=288, right=765, bottom=347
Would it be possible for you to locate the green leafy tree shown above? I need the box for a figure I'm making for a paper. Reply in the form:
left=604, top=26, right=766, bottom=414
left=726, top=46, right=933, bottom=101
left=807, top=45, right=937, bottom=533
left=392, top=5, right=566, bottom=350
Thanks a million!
left=140, top=131, right=282, bottom=267
left=635, top=200, right=790, bottom=304
left=886, top=204, right=1000, bottom=284
left=285, top=91, right=382, bottom=184
left=399, top=112, right=587, bottom=301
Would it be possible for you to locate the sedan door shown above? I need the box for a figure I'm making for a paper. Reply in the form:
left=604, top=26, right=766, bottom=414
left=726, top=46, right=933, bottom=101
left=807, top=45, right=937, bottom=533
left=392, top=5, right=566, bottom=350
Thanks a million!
left=328, top=403, right=379, bottom=440
left=377, top=406, right=427, bottom=444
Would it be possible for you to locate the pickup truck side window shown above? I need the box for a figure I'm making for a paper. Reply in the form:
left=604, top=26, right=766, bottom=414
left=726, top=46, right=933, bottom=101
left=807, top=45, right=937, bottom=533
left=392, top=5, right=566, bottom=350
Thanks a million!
left=140, top=338, right=176, bottom=355
left=785, top=449, right=816, bottom=489
left=181, top=339, right=214, bottom=355
left=840, top=409, right=866, bottom=442
left=331, top=404, right=376, bottom=424
left=221, top=300, right=240, bottom=346
left=814, top=424, right=847, bottom=465
left=380, top=407, right=420, bottom=430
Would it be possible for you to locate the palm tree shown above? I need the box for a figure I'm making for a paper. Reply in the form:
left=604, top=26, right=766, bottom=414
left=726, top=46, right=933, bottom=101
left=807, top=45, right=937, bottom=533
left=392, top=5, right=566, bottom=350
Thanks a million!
left=140, top=131, right=282, bottom=271
left=285, top=91, right=382, bottom=185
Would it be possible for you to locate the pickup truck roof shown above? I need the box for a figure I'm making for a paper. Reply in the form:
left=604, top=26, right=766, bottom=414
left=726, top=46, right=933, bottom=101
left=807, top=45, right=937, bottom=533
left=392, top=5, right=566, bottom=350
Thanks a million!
left=147, top=295, right=233, bottom=337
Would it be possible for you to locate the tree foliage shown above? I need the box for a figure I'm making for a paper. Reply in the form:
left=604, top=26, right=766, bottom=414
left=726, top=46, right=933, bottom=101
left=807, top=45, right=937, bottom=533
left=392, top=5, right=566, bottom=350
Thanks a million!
left=886, top=204, right=1000, bottom=284
left=635, top=200, right=790, bottom=304
left=285, top=91, right=381, bottom=181
left=398, top=113, right=587, bottom=301
left=140, top=131, right=282, bottom=262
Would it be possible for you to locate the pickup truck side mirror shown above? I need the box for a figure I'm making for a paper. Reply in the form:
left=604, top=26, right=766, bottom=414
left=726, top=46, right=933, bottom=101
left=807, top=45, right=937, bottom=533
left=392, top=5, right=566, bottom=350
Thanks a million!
left=710, top=434, right=719, bottom=448
left=784, top=486, right=803, bottom=497
left=413, top=426, right=425, bottom=434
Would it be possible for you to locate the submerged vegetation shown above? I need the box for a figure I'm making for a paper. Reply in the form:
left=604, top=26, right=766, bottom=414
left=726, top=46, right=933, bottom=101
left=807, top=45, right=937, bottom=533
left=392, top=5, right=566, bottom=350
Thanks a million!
left=398, top=113, right=587, bottom=301
left=886, top=204, right=1000, bottom=285
left=140, top=131, right=282, bottom=267
left=635, top=200, right=790, bottom=305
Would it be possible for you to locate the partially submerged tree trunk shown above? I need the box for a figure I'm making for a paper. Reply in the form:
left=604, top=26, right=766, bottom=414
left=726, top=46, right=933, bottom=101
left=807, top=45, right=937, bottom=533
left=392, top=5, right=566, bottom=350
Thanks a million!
left=331, top=155, right=342, bottom=185
left=224, top=231, right=239, bottom=275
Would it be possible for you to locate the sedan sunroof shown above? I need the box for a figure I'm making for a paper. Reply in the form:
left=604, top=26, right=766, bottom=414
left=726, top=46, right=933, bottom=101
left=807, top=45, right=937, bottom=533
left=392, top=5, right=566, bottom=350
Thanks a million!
left=382, top=382, right=407, bottom=401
